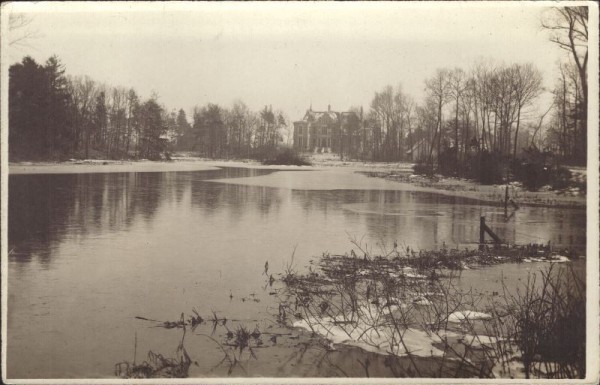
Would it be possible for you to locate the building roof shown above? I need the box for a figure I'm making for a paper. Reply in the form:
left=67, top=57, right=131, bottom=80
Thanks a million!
left=294, top=108, right=360, bottom=125
left=305, top=110, right=338, bottom=124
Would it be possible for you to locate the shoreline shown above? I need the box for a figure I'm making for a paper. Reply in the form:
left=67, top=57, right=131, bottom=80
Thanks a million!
left=7, top=156, right=586, bottom=209
left=7, top=155, right=414, bottom=174
left=360, top=170, right=586, bottom=210
left=8, top=158, right=235, bottom=175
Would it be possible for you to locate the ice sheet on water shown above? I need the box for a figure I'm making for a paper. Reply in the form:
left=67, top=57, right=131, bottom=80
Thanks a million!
left=208, top=169, right=417, bottom=191
left=293, top=315, right=500, bottom=359
left=292, top=317, right=446, bottom=357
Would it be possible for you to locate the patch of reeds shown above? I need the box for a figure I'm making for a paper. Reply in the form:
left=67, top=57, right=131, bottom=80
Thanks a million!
left=119, top=309, right=271, bottom=378
left=115, top=327, right=193, bottom=378
left=500, top=264, right=585, bottom=378
left=197, top=322, right=268, bottom=375
left=297, top=242, right=568, bottom=281
left=276, top=241, right=585, bottom=379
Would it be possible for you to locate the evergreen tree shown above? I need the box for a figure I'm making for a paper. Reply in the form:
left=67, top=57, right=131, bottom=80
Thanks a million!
left=9, top=56, right=45, bottom=159
left=175, top=109, right=192, bottom=150
left=43, top=55, right=72, bottom=157
left=139, top=98, right=166, bottom=160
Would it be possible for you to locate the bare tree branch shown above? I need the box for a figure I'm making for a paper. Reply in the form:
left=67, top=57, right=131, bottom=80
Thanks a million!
left=8, top=13, right=40, bottom=47
left=542, top=6, right=588, bottom=112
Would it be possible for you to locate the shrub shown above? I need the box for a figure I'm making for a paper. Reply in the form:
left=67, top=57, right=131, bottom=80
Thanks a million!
left=511, top=148, right=572, bottom=191
left=463, top=150, right=506, bottom=185
left=437, top=146, right=458, bottom=176
left=549, top=166, right=572, bottom=190
left=262, top=147, right=311, bottom=166
left=412, top=162, right=433, bottom=176
left=429, top=146, right=507, bottom=184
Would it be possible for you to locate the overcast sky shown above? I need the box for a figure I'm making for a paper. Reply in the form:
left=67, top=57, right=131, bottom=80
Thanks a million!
left=7, top=2, right=568, bottom=121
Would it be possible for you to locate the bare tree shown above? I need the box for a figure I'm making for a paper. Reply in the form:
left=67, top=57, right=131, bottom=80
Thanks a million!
left=460, top=77, right=477, bottom=161
left=424, top=68, right=451, bottom=168
left=471, top=61, right=496, bottom=151
left=491, top=65, right=519, bottom=156
left=542, top=6, right=588, bottom=111
left=414, top=98, right=438, bottom=163
left=403, top=96, right=416, bottom=161
left=529, top=103, right=553, bottom=149
left=369, top=85, right=412, bottom=161
left=549, top=61, right=585, bottom=160
left=449, top=68, right=467, bottom=167
left=510, top=63, right=543, bottom=158
left=109, top=87, right=129, bottom=157
left=370, top=85, right=395, bottom=160
left=68, top=76, right=99, bottom=158
left=229, top=100, right=250, bottom=154
left=394, top=86, right=410, bottom=161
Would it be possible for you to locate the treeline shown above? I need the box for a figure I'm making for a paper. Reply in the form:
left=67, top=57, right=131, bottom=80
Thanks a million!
left=8, top=55, right=290, bottom=161
left=353, top=6, right=588, bottom=179
left=177, top=102, right=288, bottom=159
left=362, top=58, right=586, bottom=167
left=361, top=62, right=544, bottom=165
left=9, top=56, right=168, bottom=161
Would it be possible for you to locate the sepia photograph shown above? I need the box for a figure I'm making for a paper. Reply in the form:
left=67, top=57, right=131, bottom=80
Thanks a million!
left=1, top=1, right=598, bottom=383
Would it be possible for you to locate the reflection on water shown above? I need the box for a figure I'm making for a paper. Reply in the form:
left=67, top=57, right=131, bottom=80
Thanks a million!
left=8, top=168, right=275, bottom=268
left=7, top=167, right=586, bottom=378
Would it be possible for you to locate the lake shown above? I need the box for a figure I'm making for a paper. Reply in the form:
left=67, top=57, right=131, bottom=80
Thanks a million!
left=7, top=166, right=586, bottom=378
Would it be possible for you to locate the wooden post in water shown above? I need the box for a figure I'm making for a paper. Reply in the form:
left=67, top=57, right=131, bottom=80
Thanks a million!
left=479, top=216, right=503, bottom=250
left=479, top=216, right=486, bottom=250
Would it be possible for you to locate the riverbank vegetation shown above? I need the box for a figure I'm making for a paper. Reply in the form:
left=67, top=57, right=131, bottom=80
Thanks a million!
left=117, top=242, right=585, bottom=379
left=410, top=146, right=585, bottom=193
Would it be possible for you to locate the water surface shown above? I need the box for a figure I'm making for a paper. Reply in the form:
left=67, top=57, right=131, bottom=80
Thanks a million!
left=7, top=167, right=586, bottom=378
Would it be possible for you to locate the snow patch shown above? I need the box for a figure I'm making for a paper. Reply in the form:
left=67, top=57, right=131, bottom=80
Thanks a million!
left=413, top=297, right=433, bottom=306
left=523, top=255, right=570, bottom=263
left=448, top=310, right=492, bottom=323
left=550, top=255, right=570, bottom=263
